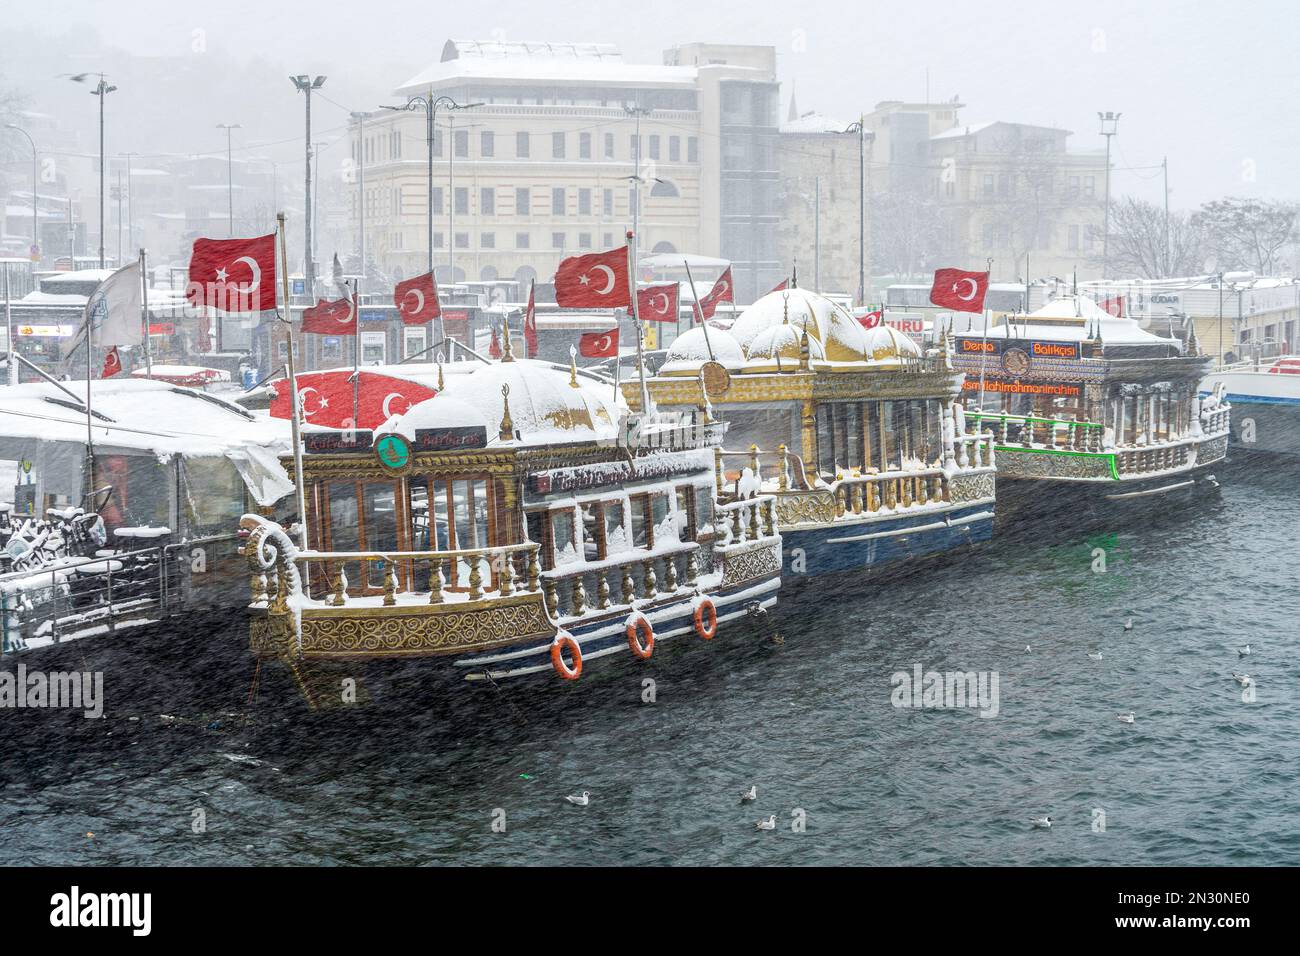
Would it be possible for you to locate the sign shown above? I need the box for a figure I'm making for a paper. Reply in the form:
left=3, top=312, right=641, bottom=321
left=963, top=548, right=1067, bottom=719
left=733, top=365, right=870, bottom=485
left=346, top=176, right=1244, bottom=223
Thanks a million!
left=413, top=426, right=488, bottom=451
left=375, top=433, right=412, bottom=472
left=359, top=308, right=388, bottom=324
left=960, top=377, right=1083, bottom=398
left=530, top=448, right=710, bottom=495
left=292, top=278, right=306, bottom=295
left=29, top=244, right=40, bottom=262
left=304, top=430, right=374, bottom=454
left=1028, top=341, right=1080, bottom=360
left=701, top=361, right=731, bottom=398
left=17, top=325, right=76, bottom=338
left=148, top=322, right=176, bottom=335
left=956, top=337, right=1080, bottom=361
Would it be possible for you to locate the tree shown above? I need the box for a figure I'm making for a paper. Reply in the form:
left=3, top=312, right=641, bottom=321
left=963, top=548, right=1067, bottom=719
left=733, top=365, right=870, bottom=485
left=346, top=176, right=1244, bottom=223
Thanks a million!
left=869, top=190, right=950, bottom=281
left=1101, top=196, right=1207, bottom=278
left=1193, top=197, right=1297, bottom=275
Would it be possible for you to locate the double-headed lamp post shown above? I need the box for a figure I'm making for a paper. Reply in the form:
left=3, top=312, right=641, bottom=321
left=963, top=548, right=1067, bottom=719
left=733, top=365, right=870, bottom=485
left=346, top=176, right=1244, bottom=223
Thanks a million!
left=90, top=75, right=118, bottom=269
left=291, top=75, right=326, bottom=299
left=1098, top=111, right=1121, bottom=283
left=216, top=123, right=241, bottom=236
left=4, top=124, right=38, bottom=270
left=382, top=93, right=480, bottom=280
left=838, top=119, right=871, bottom=307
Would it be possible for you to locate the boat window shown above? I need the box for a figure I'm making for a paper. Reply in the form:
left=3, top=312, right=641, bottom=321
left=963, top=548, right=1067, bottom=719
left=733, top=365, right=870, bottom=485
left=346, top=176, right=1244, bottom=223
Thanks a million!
left=865, top=402, right=880, bottom=472
left=650, top=492, right=673, bottom=544
left=816, top=405, right=834, bottom=476
left=551, top=508, right=578, bottom=565
left=328, top=480, right=361, bottom=589
left=603, top=500, right=627, bottom=554
left=675, top=486, right=696, bottom=541
left=409, top=482, right=430, bottom=549
left=844, top=404, right=862, bottom=469
left=362, top=482, right=399, bottom=587
left=880, top=401, right=898, bottom=470
left=630, top=494, right=649, bottom=548
left=580, top=501, right=600, bottom=560
left=182, top=456, right=246, bottom=536
left=694, top=485, right=715, bottom=534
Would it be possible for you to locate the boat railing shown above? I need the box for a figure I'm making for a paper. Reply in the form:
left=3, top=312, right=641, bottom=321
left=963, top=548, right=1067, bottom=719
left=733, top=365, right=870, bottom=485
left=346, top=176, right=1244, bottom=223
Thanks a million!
left=541, top=539, right=702, bottom=621
left=715, top=494, right=779, bottom=545
left=826, top=467, right=950, bottom=515
left=1201, top=404, right=1231, bottom=437
left=966, top=411, right=1107, bottom=453
left=718, top=445, right=813, bottom=492
left=953, top=430, right=997, bottom=468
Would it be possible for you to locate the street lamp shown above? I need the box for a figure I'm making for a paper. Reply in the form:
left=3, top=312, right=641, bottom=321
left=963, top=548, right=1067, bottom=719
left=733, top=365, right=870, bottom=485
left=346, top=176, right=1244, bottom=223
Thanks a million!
left=623, top=103, right=652, bottom=277
left=837, top=119, right=871, bottom=307
left=216, top=123, right=241, bottom=236
left=1098, top=111, right=1121, bottom=283
left=349, top=111, right=367, bottom=293
left=4, top=124, right=38, bottom=270
left=291, top=74, right=326, bottom=298
left=89, top=75, right=118, bottom=269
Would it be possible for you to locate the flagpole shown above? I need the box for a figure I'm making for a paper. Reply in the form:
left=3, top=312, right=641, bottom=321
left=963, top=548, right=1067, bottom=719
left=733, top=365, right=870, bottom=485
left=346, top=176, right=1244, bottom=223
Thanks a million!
left=351, top=277, right=360, bottom=427
left=85, top=281, right=95, bottom=507
left=526, top=278, right=535, bottom=359
left=626, top=231, right=649, bottom=413
left=139, top=248, right=153, bottom=376
left=278, top=212, right=309, bottom=552
left=682, top=260, right=715, bottom=362
left=3, top=261, right=15, bottom=386
left=976, top=259, right=992, bottom=413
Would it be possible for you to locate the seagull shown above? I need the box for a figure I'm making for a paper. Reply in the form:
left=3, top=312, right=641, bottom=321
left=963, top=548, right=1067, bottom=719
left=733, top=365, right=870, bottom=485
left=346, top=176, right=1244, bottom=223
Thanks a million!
left=1232, top=674, right=1253, bottom=687
left=1087, top=650, right=1103, bottom=660
left=1238, top=644, right=1252, bottom=658
left=564, top=791, right=590, bottom=806
left=1025, top=645, right=1031, bottom=652
left=755, top=815, right=776, bottom=831
left=1116, top=712, right=1135, bottom=723
left=1123, top=618, right=1134, bottom=631
left=1031, top=816, right=1052, bottom=829
left=740, top=785, right=757, bottom=804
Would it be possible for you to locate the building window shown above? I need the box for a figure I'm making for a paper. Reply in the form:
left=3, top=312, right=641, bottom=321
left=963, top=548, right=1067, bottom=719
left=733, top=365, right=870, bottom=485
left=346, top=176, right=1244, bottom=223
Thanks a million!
left=480, top=187, right=495, bottom=215
left=455, top=232, right=469, bottom=249
left=392, top=131, right=401, bottom=159
left=433, top=232, right=444, bottom=248
left=650, top=179, right=679, bottom=198
left=579, top=132, right=592, bottom=159
left=629, top=134, right=640, bottom=160
left=578, top=188, right=591, bottom=215
left=1068, top=175, right=1080, bottom=197
left=403, top=327, right=426, bottom=359
left=604, top=132, right=615, bottom=159
left=432, top=129, right=443, bottom=157
left=982, top=174, right=995, bottom=197
left=648, top=135, right=660, bottom=160
left=687, top=137, right=698, bottom=163
left=669, top=136, right=680, bottom=162
left=455, top=187, right=469, bottom=215
left=515, top=187, right=529, bottom=215
left=982, top=223, right=995, bottom=250
left=603, top=188, right=613, bottom=217
left=551, top=232, right=565, bottom=250
left=516, top=131, right=530, bottom=158
left=481, top=130, right=494, bottom=158
left=1068, top=225, right=1080, bottom=250
left=552, top=131, right=566, bottom=158
left=1083, top=176, right=1096, bottom=198
left=552, top=187, right=565, bottom=215
left=516, top=232, right=530, bottom=249
left=602, top=232, right=613, bottom=248
left=432, top=187, right=444, bottom=215
left=481, top=232, right=495, bottom=249
left=454, top=130, right=469, bottom=158
left=578, top=232, right=592, bottom=248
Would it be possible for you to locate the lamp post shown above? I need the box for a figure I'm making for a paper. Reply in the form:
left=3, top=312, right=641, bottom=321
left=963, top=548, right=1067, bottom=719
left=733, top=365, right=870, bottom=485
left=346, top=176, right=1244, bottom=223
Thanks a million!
left=623, top=103, right=652, bottom=278
left=1098, top=111, right=1121, bottom=283
left=4, top=124, right=37, bottom=269
left=216, top=123, right=241, bottom=236
left=838, top=119, right=870, bottom=306
left=382, top=93, right=480, bottom=280
left=291, top=75, right=326, bottom=299
left=350, top=111, right=366, bottom=293
left=89, top=75, right=118, bottom=269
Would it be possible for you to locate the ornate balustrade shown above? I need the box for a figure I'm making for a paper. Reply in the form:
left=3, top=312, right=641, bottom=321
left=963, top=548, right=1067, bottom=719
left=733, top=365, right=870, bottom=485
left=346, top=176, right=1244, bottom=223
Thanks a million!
left=540, top=539, right=704, bottom=621
left=967, top=412, right=1106, bottom=453
left=827, top=468, right=949, bottom=516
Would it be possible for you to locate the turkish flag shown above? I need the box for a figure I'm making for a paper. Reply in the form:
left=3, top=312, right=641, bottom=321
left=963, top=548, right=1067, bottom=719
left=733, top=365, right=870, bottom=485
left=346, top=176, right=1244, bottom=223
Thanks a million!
left=186, top=234, right=276, bottom=312
left=100, top=346, right=122, bottom=378
left=394, top=271, right=440, bottom=325
left=488, top=325, right=502, bottom=359
left=523, top=282, right=538, bottom=357
left=578, top=328, right=619, bottom=358
left=555, top=247, right=631, bottom=308
left=929, top=268, right=989, bottom=313
left=697, top=267, right=733, bottom=322
left=769, top=278, right=789, bottom=295
left=1101, top=295, right=1124, bottom=317
left=856, top=309, right=883, bottom=329
left=637, top=283, right=679, bottom=323
left=269, top=370, right=438, bottom=430
left=302, top=296, right=356, bottom=335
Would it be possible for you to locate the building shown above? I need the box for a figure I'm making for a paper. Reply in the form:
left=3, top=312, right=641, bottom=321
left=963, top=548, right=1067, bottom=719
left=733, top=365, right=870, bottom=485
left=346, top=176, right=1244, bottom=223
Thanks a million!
left=349, top=38, right=782, bottom=304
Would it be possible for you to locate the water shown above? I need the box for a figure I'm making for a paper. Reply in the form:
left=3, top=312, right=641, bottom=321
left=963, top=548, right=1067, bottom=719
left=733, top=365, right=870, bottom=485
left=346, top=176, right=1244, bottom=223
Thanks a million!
left=3, top=457, right=1298, bottom=865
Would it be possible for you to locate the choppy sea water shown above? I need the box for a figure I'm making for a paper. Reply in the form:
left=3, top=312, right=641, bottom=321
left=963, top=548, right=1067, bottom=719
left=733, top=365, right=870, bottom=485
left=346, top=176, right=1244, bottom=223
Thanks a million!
left=2, top=456, right=1298, bottom=866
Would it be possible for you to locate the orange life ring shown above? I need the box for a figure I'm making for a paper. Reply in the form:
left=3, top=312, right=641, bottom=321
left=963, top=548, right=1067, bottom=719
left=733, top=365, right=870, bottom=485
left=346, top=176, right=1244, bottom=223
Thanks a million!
left=551, top=634, right=583, bottom=680
left=694, top=598, right=718, bottom=640
left=626, top=615, right=655, bottom=659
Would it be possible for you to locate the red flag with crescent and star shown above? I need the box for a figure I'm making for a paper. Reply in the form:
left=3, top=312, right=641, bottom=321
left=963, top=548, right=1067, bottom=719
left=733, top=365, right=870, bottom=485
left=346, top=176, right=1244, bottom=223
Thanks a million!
left=100, top=346, right=122, bottom=378
left=578, top=328, right=619, bottom=358
left=186, top=234, right=276, bottom=312
left=488, top=324, right=502, bottom=359
left=523, top=281, right=537, bottom=357
left=636, top=283, right=679, bottom=323
left=394, top=271, right=440, bottom=325
left=856, top=309, right=883, bottom=329
left=269, top=370, right=438, bottom=430
left=301, top=296, right=356, bottom=335
left=697, top=267, right=733, bottom=322
left=929, top=268, right=990, bottom=314
left=769, top=277, right=789, bottom=295
left=555, top=247, right=631, bottom=309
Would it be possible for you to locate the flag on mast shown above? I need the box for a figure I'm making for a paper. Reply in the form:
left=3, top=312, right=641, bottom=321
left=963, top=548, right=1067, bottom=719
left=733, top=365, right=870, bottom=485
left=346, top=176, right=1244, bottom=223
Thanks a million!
left=62, top=260, right=143, bottom=361
left=523, top=280, right=538, bottom=357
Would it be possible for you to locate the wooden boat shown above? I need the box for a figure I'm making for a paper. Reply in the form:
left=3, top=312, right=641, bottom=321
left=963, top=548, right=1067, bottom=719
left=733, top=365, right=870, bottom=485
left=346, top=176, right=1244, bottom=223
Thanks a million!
left=240, top=351, right=782, bottom=707
left=627, top=287, right=996, bottom=578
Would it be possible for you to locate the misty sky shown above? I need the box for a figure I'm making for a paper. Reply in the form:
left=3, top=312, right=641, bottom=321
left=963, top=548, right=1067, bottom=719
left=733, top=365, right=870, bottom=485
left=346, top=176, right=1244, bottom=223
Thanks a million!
left=6, top=0, right=1297, bottom=208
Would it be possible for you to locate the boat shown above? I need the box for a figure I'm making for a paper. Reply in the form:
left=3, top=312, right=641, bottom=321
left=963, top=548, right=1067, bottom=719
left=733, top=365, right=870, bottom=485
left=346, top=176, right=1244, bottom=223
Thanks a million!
left=239, top=347, right=783, bottom=708
left=950, top=294, right=1230, bottom=506
left=624, top=287, right=996, bottom=578
left=1200, top=355, right=1300, bottom=456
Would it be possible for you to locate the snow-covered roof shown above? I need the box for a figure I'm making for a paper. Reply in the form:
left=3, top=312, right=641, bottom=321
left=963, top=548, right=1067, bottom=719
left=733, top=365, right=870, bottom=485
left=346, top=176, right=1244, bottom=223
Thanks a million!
left=781, top=111, right=851, bottom=134
left=660, top=326, right=746, bottom=374
left=639, top=253, right=732, bottom=271
left=931, top=121, right=997, bottom=140
left=0, top=380, right=293, bottom=505
left=41, top=269, right=117, bottom=285
left=973, top=295, right=1180, bottom=347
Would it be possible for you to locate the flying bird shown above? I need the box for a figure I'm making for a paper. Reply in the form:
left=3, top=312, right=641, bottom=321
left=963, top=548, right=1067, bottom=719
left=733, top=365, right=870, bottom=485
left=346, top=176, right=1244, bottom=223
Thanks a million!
left=564, top=791, right=590, bottom=806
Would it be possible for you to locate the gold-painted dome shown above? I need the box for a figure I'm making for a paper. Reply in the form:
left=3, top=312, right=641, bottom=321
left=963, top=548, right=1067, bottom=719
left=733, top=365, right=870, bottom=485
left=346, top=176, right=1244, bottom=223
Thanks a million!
left=744, top=323, right=825, bottom=370
left=731, top=288, right=872, bottom=363
left=862, top=324, right=923, bottom=362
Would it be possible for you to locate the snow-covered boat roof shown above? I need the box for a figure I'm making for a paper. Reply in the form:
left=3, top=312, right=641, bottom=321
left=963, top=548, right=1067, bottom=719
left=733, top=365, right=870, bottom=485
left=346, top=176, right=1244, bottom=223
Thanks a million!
left=0, top=379, right=293, bottom=505
left=974, top=295, right=1180, bottom=346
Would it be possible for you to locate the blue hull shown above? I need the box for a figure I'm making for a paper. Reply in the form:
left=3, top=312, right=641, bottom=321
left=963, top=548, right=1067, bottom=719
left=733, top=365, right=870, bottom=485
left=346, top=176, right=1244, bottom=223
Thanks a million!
left=779, top=502, right=995, bottom=578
